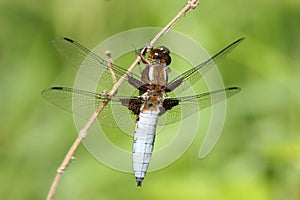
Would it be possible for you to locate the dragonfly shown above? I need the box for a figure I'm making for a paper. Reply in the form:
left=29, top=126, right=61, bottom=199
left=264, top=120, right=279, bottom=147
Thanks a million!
left=42, top=37, right=244, bottom=187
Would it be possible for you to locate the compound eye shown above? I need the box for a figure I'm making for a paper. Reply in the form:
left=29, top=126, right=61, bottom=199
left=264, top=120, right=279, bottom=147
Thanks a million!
left=157, top=46, right=170, bottom=54
left=149, top=46, right=172, bottom=65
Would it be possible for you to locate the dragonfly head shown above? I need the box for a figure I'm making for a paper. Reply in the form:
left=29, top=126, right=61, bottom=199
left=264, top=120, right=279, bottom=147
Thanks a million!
left=149, top=46, right=171, bottom=66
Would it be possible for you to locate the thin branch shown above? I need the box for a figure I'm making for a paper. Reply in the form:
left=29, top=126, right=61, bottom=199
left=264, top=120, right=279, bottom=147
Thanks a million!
left=147, top=0, right=199, bottom=49
left=105, top=50, right=117, bottom=84
left=46, top=0, right=199, bottom=199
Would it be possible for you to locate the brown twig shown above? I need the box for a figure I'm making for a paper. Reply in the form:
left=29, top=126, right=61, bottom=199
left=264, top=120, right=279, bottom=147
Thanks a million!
left=46, top=1, right=199, bottom=199
left=105, top=50, right=117, bottom=84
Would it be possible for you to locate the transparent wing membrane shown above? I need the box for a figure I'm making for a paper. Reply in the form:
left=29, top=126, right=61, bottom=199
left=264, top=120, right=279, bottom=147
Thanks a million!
left=43, top=37, right=243, bottom=130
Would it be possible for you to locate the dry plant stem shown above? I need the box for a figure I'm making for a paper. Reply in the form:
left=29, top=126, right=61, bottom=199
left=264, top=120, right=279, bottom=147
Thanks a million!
left=105, top=50, right=117, bottom=84
left=46, top=0, right=199, bottom=199
left=148, top=0, right=199, bottom=48
left=47, top=136, right=82, bottom=200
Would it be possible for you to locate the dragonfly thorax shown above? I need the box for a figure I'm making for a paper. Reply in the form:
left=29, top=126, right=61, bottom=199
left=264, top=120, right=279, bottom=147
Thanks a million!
left=141, top=62, right=171, bottom=86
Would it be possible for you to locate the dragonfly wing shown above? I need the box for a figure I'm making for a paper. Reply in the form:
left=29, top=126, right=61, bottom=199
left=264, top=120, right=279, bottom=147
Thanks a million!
left=52, top=37, right=143, bottom=93
left=166, top=38, right=244, bottom=95
left=158, top=87, right=241, bottom=126
left=41, top=87, right=136, bottom=129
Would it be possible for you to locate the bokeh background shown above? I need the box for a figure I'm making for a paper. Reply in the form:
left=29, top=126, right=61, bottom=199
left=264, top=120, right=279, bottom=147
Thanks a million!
left=1, top=0, right=300, bottom=199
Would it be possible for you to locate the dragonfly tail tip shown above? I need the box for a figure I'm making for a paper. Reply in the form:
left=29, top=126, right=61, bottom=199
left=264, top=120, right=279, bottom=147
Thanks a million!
left=136, top=177, right=143, bottom=187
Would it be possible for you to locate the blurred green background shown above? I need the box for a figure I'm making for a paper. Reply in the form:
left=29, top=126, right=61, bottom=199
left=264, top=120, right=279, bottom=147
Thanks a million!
left=1, top=0, right=300, bottom=199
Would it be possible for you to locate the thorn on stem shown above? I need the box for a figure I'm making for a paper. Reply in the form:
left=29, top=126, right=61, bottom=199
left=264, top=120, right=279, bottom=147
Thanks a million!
left=57, top=168, right=65, bottom=174
left=188, top=0, right=199, bottom=9
left=79, top=130, right=87, bottom=139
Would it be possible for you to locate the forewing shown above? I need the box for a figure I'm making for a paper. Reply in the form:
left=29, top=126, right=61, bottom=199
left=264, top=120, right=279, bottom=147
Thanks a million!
left=52, top=37, right=143, bottom=92
left=167, top=38, right=244, bottom=95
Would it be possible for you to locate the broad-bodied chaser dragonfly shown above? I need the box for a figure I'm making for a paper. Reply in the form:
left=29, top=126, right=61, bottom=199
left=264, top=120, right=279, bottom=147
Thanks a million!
left=42, top=37, right=244, bottom=186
